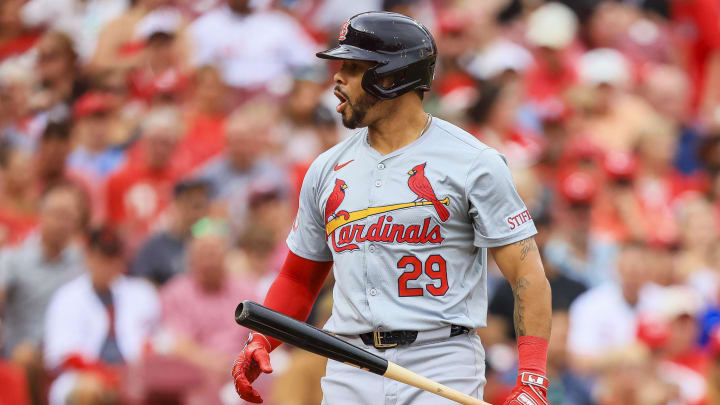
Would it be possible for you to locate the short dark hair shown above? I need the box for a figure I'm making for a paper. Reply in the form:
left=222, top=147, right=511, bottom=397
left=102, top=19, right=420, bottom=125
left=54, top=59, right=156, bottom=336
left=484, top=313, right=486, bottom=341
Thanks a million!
left=42, top=121, right=71, bottom=142
left=87, top=226, right=124, bottom=257
left=173, top=178, right=212, bottom=198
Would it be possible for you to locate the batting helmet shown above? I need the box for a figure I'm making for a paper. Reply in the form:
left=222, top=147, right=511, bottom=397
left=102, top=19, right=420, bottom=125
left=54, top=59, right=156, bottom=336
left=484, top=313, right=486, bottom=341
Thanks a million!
left=316, top=11, right=437, bottom=100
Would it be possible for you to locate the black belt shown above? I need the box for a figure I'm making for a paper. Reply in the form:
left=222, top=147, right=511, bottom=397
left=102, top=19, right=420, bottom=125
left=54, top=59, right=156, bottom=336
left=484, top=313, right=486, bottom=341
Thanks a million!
left=359, top=325, right=471, bottom=349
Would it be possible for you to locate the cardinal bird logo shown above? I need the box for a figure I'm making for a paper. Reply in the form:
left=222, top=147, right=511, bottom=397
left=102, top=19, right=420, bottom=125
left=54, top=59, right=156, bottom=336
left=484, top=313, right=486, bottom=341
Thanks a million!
left=407, top=163, right=450, bottom=222
left=325, top=179, right=350, bottom=224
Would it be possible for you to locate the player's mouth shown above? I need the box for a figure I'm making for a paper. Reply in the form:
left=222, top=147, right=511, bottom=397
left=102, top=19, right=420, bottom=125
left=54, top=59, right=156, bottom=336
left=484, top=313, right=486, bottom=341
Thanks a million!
left=334, top=89, right=349, bottom=113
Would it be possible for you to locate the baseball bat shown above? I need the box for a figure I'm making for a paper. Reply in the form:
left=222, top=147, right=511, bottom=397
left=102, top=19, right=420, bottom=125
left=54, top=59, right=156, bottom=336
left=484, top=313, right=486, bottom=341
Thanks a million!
left=235, top=300, right=488, bottom=405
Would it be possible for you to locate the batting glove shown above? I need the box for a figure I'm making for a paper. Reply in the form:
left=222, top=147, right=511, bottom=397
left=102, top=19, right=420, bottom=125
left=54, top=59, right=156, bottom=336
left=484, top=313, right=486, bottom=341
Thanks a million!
left=503, top=371, right=549, bottom=405
left=232, top=332, right=273, bottom=403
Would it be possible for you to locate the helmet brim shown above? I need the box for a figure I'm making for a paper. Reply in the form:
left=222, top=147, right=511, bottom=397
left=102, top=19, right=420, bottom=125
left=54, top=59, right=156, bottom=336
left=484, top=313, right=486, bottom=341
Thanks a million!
left=316, top=44, right=386, bottom=63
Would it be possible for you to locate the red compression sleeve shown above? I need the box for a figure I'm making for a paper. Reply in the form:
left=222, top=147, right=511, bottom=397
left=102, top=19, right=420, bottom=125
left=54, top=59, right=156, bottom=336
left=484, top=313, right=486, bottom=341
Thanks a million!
left=517, top=336, right=548, bottom=375
left=262, top=252, right=333, bottom=350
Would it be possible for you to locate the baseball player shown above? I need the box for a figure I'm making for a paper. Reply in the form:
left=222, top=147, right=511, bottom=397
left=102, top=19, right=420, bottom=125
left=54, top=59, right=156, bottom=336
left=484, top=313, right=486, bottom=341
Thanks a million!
left=232, top=11, right=551, bottom=405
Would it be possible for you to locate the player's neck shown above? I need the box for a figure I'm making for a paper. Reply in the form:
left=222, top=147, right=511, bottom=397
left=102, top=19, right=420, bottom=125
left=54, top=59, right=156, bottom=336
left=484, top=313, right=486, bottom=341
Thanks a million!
left=367, top=100, right=429, bottom=156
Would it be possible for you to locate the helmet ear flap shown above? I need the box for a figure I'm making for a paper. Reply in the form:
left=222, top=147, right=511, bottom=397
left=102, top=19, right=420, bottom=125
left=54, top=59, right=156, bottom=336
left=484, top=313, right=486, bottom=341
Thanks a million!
left=361, top=60, right=430, bottom=100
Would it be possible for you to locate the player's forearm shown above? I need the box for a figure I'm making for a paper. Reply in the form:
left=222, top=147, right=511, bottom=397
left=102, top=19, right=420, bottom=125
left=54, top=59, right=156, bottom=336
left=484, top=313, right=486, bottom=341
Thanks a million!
left=510, top=264, right=551, bottom=340
left=492, top=237, right=551, bottom=340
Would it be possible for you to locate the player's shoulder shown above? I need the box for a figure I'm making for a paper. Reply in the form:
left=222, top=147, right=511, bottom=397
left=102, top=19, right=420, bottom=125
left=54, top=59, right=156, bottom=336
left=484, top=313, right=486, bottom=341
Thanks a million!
left=430, top=118, right=490, bottom=152
left=429, top=117, right=507, bottom=166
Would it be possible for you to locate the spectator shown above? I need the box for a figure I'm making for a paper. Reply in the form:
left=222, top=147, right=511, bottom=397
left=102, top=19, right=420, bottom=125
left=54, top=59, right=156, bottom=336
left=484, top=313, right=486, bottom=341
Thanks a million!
left=567, top=242, right=652, bottom=372
left=542, top=171, right=605, bottom=285
left=173, top=66, right=230, bottom=172
left=523, top=2, right=580, bottom=118
left=66, top=92, right=127, bottom=185
left=158, top=221, right=260, bottom=403
left=105, top=107, right=183, bottom=247
left=642, top=65, right=705, bottom=176
left=198, top=103, right=287, bottom=224
left=0, top=58, right=37, bottom=150
left=0, top=183, right=86, bottom=359
left=0, top=148, right=39, bottom=246
left=128, top=10, right=188, bottom=104
left=187, top=0, right=317, bottom=90
left=279, top=66, right=330, bottom=165
left=20, top=0, right=128, bottom=62
left=675, top=196, right=719, bottom=304
left=44, top=226, right=160, bottom=405
left=92, top=0, right=183, bottom=70
left=34, top=31, right=87, bottom=117
left=132, top=179, right=211, bottom=286
left=574, top=48, right=657, bottom=153
left=0, top=183, right=86, bottom=404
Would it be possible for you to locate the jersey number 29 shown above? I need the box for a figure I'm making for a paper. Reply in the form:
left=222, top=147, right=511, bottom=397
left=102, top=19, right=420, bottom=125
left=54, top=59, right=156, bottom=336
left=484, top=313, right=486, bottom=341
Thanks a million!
left=397, top=255, right=448, bottom=297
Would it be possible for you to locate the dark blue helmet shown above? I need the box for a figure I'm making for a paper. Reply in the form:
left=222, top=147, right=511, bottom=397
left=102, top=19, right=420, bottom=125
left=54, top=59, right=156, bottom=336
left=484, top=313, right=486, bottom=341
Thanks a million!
left=317, top=11, right=437, bottom=100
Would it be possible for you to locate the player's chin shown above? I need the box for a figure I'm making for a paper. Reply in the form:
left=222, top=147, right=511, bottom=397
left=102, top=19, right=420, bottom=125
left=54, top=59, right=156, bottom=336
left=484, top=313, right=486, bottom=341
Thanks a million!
left=340, top=109, right=359, bottom=129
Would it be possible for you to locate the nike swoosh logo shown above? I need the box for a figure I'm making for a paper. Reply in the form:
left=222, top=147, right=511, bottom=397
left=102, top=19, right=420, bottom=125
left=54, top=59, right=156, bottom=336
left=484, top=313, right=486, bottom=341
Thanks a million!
left=334, top=159, right=354, bottom=171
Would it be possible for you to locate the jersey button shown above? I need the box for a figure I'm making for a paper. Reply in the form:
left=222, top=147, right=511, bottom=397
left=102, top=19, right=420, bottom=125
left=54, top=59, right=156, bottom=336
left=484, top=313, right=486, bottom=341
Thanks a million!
left=377, top=163, right=385, bottom=170
left=375, top=180, right=382, bottom=187
left=369, top=288, right=378, bottom=296
left=368, top=244, right=376, bottom=253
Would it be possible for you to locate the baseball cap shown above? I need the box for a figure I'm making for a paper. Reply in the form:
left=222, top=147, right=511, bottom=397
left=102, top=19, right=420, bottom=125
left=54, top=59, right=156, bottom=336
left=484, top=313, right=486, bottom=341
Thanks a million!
left=558, top=171, right=597, bottom=204
left=466, top=40, right=533, bottom=80
left=135, top=8, right=183, bottom=41
left=578, top=48, right=631, bottom=87
left=526, top=2, right=578, bottom=50
left=603, top=150, right=638, bottom=181
left=73, top=92, right=114, bottom=119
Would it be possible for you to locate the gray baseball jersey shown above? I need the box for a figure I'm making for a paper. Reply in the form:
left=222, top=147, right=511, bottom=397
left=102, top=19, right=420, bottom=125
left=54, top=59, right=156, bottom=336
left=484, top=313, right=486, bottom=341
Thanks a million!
left=287, top=117, right=536, bottom=335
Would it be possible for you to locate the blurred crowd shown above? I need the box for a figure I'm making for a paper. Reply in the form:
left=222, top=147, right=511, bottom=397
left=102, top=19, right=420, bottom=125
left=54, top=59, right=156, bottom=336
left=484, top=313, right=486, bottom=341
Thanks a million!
left=0, top=0, right=719, bottom=404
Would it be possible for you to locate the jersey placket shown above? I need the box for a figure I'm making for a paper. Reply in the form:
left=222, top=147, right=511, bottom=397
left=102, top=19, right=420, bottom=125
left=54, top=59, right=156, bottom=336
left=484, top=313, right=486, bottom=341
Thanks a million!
left=365, top=156, right=392, bottom=330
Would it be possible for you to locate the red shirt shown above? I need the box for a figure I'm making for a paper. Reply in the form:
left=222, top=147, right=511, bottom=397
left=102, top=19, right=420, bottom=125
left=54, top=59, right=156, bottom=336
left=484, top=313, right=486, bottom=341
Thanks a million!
left=104, top=162, right=180, bottom=241
left=671, top=0, right=720, bottom=109
left=524, top=49, right=579, bottom=117
left=173, top=114, right=227, bottom=172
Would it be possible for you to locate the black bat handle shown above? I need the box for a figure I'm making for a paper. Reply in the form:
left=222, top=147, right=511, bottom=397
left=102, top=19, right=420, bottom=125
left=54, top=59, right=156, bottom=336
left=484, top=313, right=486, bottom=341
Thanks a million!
left=235, top=300, right=389, bottom=375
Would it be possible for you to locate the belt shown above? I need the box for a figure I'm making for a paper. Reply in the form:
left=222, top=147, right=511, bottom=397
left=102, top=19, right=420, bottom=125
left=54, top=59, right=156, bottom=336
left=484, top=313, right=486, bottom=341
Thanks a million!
left=358, top=325, right=471, bottom=350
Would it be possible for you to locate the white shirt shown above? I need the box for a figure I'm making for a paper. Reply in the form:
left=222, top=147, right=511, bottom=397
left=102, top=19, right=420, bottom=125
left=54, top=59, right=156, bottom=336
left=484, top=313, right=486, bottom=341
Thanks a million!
left=567, top=283, right=646, bottom=356
left=21, top=0, right=128, bottom=61
left=45, top=274, right=159, bottom=404
left=188, top=5, right=318, bottom=89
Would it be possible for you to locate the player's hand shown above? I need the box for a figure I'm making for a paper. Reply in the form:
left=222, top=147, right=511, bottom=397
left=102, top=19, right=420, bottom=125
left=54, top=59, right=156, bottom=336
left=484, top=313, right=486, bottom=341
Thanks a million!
left=232, top=332, right=273, bottom=403
left=503, top=371, right=549, bottom=405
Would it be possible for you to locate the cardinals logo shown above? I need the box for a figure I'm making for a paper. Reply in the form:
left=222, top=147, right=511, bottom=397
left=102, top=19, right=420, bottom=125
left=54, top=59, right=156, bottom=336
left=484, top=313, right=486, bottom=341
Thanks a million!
left=407, top=163, right=449, bottom=222
left=325, top=179, right=349, bottom=224
left=338, top=20, right=350, bottom=41
left=324, top=164, right=451, bottom=253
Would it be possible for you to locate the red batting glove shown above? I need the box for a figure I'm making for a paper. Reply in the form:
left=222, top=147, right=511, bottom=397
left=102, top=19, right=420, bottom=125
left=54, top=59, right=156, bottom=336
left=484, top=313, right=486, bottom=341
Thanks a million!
left=232, top=333, right=273, bottom=403
left=503, top=336, right=549, bottom=405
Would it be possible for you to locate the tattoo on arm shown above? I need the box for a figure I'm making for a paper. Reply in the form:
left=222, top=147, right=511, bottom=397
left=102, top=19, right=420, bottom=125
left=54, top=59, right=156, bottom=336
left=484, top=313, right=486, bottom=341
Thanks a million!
left=518, top=237, right=538, bottom=261
left=512, top=276, right=530, bottom=337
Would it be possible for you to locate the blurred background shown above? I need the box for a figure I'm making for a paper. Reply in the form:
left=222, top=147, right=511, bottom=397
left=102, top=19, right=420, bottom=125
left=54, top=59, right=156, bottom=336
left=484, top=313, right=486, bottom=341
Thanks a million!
left=0, top=0, right=719, bottom=404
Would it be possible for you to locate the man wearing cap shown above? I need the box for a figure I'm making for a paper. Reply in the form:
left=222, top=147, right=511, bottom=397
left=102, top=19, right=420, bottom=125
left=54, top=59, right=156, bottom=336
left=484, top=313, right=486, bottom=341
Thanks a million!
left=44, top=226, right=159, bottom=405
left=67, top=92, right=127, bottom=186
